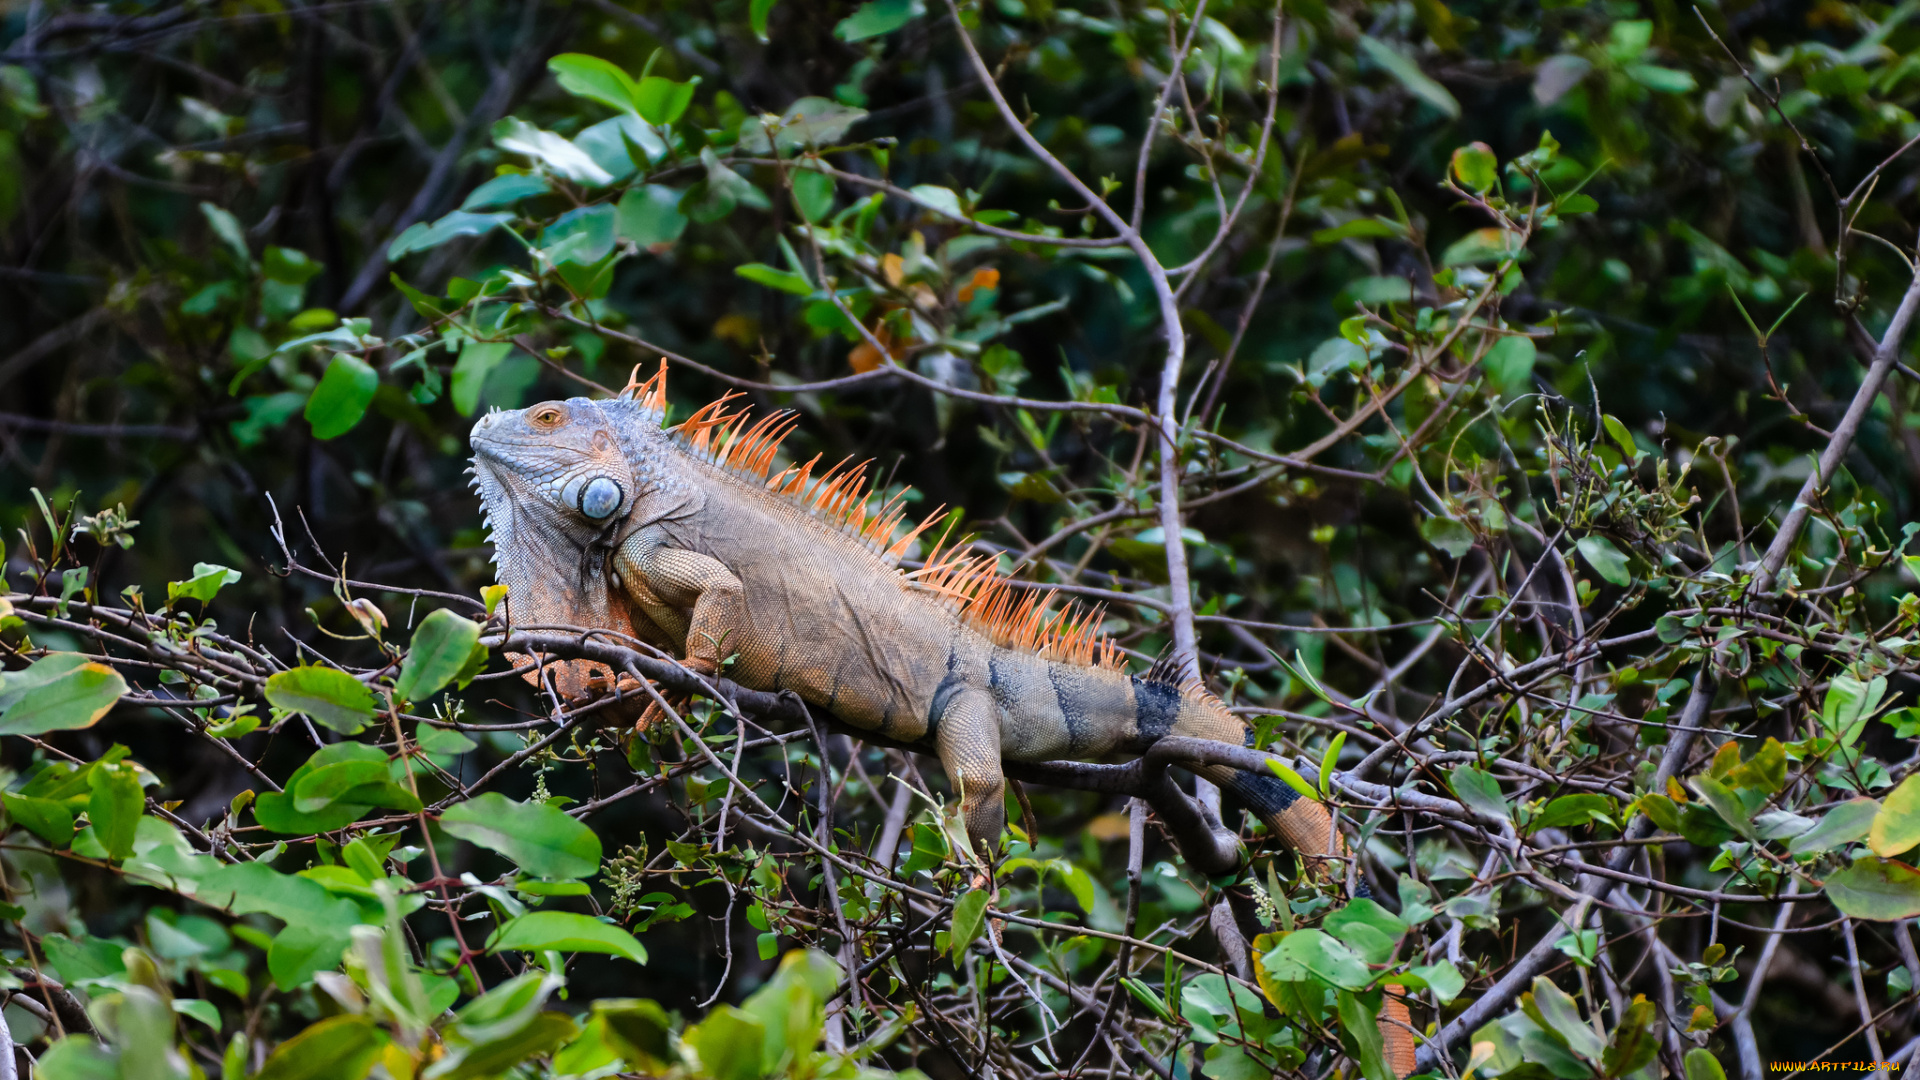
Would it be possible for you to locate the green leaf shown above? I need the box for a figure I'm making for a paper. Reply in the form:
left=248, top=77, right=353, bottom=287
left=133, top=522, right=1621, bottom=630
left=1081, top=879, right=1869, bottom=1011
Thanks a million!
left=441, top=792, right=602, bottom=878
left=451, top=341, right=513, bottom=417
left=1122, top=977, right=1177, bottom=1023
left=191, top=858, right=363, bottom=929
left=1411, top=960, right=1466, bottom=1003
left=950, top=888, right=989, bottom=957
left=0, top=656, right=125, bottom=736
left=681, top=148, right=766, bottom=223
left=264, top=246, right=323, bottom=285
left=542, top=204, right=617, bottom=267
left=1678, top=802, right=1738, bottom=847
left=1603, top=996, right=1660, bottom=1077
left=1627, top=64, right=1696, bottom=94
left=265, top=666, right=377, bottom=735
left=908, top=183, right=965, bottom=218
left=1441, top=228, right=1525, bottom=266
left=575, top=113, right=666, bottom=179
left=1266, top=758, right=1321, bottom=802
left=292, top=759, right=419, bottom=815
left=1397, top=876, right=1438, bottom=925
left=1312, top=218, right=1407, bottom=244
left=1523, top=975, right=1605, bottom=1060
left=1450, top=142, right=1498, bottom=192
left=1598, top=417, right=1634, bottom=461
left=493, top=117, right=614, bottom=187
left=488, top=911, right=647, bottom=964
left=616, top=185, right=688, bottom=248
left=900, top=820, right=949, bottom=874
left=174, top=997, right=222, bottom=1032
left=1421, top=516, right=1474, bottom=558
left=686, top=1005, right=766, bottom=1080
left=250, top=744, right=392, bottom=834
left=1358, top=36, right=1460, bottom=119
left=1575, top=535, right=1632, bottom=586
left=1684, top=1048, right=1727, bottom=1080
left=595, top=998, right=676, bottom=1071
left=1532, top=793, right=1616, bottom=832
left=1874, top=777, right=1920, bottom=857
left=255, top=1014, right=390, bottom=1080
left=1725, top=737, right=1787, bottom=793
left=1336, top=989, right=1393, bottom=1080
left=1823, top=675, right=1886, bottom=748
left=737, top=97, right=868, bottom=154
left=439, top=977, right=576, bottom=1077
left=167, top=562, right=242, bottom=606
left=461, top=173, right=550, bottom=211
left=1262, top=928, right=1373, bottom=991
left=3, top=791, right=74, bottom=845
left=750, top=0, right=778, bottom=39
left=388, top=210, right=514, bottom=261
left=633, top=76, right=697, bottom=126
left=417, top=726, right=478, bottom=756
left=1556, top=193, right=1598, bottom=214
left=548, top=53, right=640, bottom=115
left=735, top=262, right=813, bottom=296
left=1050, top=861, right=1096, bottom=913
left=1448, top=764, right=1511, bottom=821
left=305, top=354, right=378, bottom=440
left=792, top=168, right=834, bottom=222
left=1324, top=899, right=1407, bottom=965
left=395, top=608, right=483, bottom=702
left=268, top=923, right=351, bottom=990
left=36, top=1036, right=119, bottom=1079
left=835, top=0, right=924, bottom=42
left=88, top=765, right=142, bottom=861
left=1828, top=857, right=1920, bottom=921
left=1202, top=1044, right=1271, bottom=1080
left=1474, top=336, right=1536, bottom=395
left=1319, top=731, right=1346, bottom=798
left=200, top=201, right=251, bottom=261
left=439, top=1012, right=577, bottom=1080
left=1689, top=775, right=1754, bottom=839
left=0, top=653, right=89, bottom=711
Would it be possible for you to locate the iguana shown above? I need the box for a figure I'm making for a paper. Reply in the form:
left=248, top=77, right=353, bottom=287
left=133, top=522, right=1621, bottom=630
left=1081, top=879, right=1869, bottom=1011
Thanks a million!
left=468, top=365, right=1416, bottom=1076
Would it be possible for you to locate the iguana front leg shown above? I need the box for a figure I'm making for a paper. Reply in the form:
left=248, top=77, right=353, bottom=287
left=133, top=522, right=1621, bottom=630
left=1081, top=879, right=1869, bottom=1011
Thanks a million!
left=934, top=688, right=1005, bottom=858
left=614, top=528, right=757, bottom=683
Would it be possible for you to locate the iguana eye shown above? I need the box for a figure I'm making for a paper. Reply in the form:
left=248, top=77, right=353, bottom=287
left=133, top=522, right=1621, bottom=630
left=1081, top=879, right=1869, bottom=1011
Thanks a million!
left=531, top=405, right=565, bottom=428
left=578, top=477, right=622, bottom=519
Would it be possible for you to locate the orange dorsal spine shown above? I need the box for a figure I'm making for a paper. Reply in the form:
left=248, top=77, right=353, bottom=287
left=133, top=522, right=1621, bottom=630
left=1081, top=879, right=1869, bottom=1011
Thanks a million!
left=625, top=361, right=1125, bottom=671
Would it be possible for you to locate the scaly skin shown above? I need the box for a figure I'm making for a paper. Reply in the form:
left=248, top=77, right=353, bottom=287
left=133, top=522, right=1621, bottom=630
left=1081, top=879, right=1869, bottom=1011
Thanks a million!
left=469, top=391, right=1415, bottom=1076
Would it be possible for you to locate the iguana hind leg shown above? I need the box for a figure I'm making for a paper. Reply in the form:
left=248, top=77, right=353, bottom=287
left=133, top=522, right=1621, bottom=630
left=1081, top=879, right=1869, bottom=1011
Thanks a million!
left=933, top=688, right=1005, bottom=857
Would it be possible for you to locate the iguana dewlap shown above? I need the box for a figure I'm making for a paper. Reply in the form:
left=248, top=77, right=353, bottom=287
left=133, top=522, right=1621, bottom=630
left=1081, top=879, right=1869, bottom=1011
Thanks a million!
left=468, top=367, right=1415, bottom=1076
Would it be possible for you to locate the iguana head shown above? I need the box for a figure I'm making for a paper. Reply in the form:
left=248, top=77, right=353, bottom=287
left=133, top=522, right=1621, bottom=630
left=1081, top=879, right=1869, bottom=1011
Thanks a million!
left=469, top=396, right=652, bottom=696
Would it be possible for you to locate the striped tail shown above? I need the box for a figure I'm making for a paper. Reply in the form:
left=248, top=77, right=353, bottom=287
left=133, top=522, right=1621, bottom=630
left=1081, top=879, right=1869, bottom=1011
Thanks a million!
left=1201, top=765, right=1420, bottom=1078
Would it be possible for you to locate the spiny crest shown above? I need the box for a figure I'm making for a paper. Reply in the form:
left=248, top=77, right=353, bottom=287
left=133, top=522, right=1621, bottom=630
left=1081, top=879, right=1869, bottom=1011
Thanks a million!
left=628, top=360, right=945, bottom=566
left=619, top=361, right=670, bottom=415
left=1144, top=646, right=1212, bottom=699
left=906, top=535, right=1125, bottom=671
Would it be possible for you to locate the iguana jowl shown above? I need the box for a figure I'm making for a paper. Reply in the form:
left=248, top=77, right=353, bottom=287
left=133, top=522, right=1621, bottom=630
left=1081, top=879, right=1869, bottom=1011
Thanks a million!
left=469, top=366, right=1415, bottom=1076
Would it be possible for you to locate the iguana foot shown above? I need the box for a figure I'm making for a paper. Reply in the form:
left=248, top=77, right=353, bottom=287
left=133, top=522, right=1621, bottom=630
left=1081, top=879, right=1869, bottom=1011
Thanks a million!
left=630, top=656, right=719, bottom=733
left=633, top=693, right=686, bottom=733
left=570, top=671, right=656, bottom=729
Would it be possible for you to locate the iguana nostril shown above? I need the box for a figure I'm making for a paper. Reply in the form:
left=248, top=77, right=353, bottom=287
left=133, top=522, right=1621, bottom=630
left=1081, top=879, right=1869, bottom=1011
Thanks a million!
left=578, top=476, right=622, bottom=519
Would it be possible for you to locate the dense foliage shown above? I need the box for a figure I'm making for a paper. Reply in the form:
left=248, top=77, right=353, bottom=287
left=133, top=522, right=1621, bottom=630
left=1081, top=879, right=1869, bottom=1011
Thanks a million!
left=7, top=0, right=1920, bottom=1077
